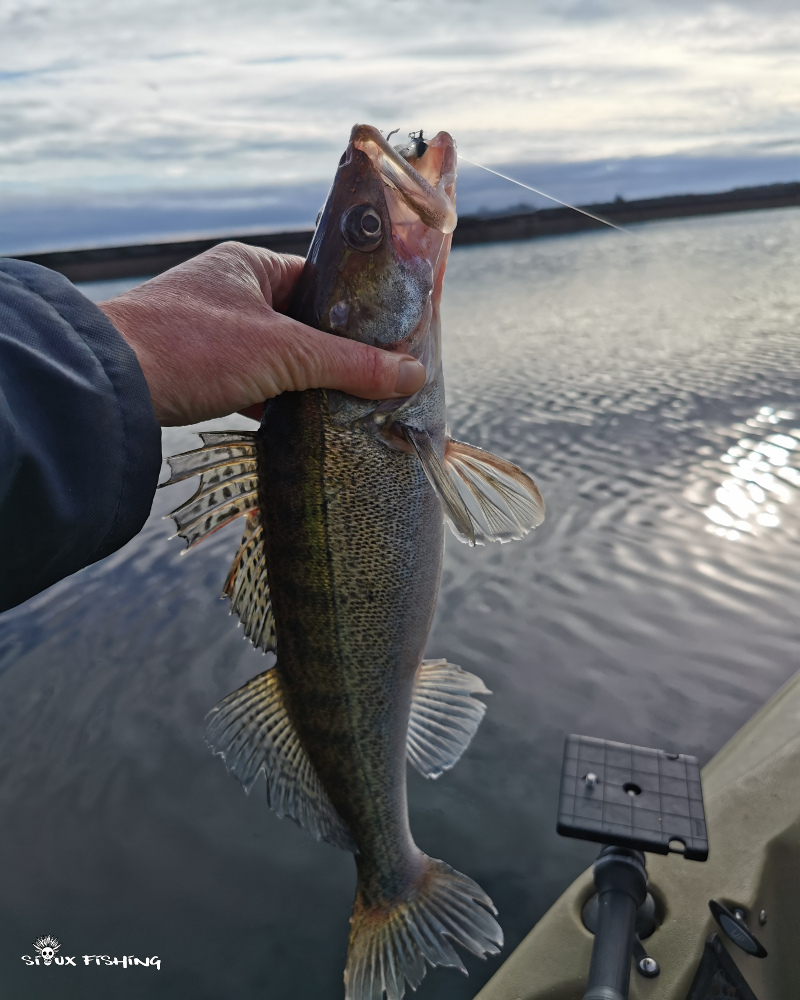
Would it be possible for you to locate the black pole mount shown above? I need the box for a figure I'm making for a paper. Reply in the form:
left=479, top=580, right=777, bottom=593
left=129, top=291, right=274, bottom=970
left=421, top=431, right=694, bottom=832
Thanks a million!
left=582, top=847, right=649, bottom=1000
left=556, top=735, right=709, bottom=1000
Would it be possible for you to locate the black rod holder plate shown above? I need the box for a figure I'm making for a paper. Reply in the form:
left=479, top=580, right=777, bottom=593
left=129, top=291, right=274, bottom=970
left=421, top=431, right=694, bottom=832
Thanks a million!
left=557, top=734, right=708, bottom=860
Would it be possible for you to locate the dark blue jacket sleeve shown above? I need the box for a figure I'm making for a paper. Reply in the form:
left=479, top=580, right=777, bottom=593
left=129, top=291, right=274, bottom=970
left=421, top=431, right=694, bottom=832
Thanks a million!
left=0, top=260, right=162, bottom=612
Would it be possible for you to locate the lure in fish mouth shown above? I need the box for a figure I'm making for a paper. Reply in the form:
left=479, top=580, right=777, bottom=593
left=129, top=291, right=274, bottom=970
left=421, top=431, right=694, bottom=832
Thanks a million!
left=162, top=124, right=545, bottom=1000
left=292, top=124, right=457, bottom=384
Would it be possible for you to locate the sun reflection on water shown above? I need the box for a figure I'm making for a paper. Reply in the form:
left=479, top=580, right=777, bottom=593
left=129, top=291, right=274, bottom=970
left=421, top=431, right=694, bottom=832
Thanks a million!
left=704, top=407, right=800, bottom=540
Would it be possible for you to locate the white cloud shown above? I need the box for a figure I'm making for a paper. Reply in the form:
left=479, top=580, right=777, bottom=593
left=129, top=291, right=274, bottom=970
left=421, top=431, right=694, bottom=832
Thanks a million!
left=1, top=0, right=798, bottom=194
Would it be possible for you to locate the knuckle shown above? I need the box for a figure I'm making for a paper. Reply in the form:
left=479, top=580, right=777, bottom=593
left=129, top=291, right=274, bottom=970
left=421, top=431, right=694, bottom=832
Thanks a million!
left=360, top=344, right=390, bottom=392
left=209, top=241, right=259, bottom=269
left=209, top=240, right=244, bottom=257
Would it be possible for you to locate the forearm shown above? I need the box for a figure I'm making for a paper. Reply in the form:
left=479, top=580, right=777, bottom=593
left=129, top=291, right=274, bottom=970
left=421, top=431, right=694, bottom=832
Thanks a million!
left=0, top=260, right=162, bottom=612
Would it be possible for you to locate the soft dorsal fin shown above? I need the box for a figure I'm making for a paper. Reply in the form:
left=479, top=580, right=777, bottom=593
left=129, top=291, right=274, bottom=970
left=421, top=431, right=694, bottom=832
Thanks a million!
left=206, top=667, right=356, bottom=852
left=407, top=659, right=490, bottom=779
left=162, top=431, right=259, bottom=548
left=402, top=427, right=545, bottom=545
left=222, top=511, right=276, bottom=654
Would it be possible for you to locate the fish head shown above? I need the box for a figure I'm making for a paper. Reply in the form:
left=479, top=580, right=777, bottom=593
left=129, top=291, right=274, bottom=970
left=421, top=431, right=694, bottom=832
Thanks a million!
left=291, top=124, right=456, bottom=375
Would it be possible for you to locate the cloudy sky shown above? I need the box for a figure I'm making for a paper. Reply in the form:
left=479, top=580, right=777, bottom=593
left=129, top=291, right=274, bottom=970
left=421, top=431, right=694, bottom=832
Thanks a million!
left=1, top=0, right=799, bottom=250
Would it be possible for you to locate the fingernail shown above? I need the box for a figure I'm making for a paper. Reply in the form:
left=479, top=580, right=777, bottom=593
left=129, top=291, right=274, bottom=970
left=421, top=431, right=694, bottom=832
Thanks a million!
left=393, top=359, right=425, bottom=396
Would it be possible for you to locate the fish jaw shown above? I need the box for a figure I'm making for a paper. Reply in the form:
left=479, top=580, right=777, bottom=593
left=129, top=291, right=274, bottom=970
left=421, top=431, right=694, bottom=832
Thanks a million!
left=347, top=126, right=456, bottom=410
left=294, top=125, right=457, bottom=352
left=290, top=123, right=458, bottom=437
left=351, top=124, right=457, bottom=234
left=354, top=126, right=456, bottom=320
left=290, top=140, right=435, bottom=355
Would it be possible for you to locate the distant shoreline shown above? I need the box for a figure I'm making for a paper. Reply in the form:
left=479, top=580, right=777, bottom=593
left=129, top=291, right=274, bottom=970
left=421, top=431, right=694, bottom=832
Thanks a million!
left=12, top=181, right=800, bottom=283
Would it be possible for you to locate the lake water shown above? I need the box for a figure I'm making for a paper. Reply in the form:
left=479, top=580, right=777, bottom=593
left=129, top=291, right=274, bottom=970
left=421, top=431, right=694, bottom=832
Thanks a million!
left=1, top=207, right=799, bottom=999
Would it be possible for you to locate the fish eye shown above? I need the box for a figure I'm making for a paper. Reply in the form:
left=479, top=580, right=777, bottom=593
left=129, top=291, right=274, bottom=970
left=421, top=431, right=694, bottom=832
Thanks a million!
left=340, top=204, right=384, bottom=252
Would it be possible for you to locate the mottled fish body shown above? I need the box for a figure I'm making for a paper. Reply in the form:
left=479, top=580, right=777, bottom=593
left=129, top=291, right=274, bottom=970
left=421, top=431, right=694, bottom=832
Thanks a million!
left=164, top=125, right=544, bottom=1000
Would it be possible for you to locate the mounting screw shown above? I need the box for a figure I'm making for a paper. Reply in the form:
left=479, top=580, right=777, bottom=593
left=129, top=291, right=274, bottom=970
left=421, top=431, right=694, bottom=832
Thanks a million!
left=759, top=910, right=768, bottom=926
left=638, top=956, right=660, bottom=978
left=584, top=772, right=599, bottom=788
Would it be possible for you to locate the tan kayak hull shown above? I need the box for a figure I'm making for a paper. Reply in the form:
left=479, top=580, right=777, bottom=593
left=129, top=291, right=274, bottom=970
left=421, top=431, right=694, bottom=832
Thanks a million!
left=476, top=670, right=800, bottom=1000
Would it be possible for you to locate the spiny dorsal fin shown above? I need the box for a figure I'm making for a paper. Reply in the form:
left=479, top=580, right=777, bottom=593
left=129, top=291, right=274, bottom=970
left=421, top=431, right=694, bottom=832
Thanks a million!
left=407, top=659, right=490, bottom=779
left=403, top=427, right=544, bottom=545
left=169, top=475, right=260, bottom=549
left=223, top=511, right=276, bottom=653
left=164, top=432, right=275, bottom=652
left=161, top=430, right=258, bottom=486
left=206, top=667, right=356, bottom=852
left=345, top=854, right=502, bottom=1000
left=163, top=431, right=259, bottom=548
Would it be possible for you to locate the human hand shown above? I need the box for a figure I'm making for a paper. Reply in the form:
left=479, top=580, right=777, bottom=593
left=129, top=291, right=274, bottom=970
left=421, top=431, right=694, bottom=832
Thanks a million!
left=98, top=241, right=426, bottom=427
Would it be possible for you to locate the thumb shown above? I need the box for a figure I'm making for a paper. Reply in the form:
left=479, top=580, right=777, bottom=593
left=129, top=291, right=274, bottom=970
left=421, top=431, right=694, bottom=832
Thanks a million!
left=264, top=314, right=427, bottom=400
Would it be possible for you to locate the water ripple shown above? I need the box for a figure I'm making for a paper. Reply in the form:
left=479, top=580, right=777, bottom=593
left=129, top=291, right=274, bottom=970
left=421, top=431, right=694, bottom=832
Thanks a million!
left=1, top=210, right=800, bottom=999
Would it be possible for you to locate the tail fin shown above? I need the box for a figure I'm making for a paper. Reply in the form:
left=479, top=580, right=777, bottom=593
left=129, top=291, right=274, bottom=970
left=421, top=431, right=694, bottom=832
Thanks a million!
left=344, top=855, right=503, bottom=1000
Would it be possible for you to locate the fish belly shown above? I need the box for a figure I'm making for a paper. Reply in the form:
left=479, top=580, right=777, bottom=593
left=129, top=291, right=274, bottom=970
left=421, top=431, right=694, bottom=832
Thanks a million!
left=258, top=388, right=443, bottom=885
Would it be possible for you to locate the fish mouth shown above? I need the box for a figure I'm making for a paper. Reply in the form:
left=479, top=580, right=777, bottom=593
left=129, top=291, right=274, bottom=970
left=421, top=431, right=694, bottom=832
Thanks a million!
left=349, top=124, right=457, bottom=244
left=348, top=124, right=456, bottom=320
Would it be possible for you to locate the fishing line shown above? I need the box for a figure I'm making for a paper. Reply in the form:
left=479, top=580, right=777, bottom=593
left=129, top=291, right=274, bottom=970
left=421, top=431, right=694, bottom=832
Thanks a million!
left=460, top=156, right=630, bottom=235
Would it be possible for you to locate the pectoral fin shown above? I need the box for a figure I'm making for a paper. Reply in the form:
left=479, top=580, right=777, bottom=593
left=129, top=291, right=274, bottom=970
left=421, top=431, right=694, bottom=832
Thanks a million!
left=407, top=659, right=490, bottom=779
left=206, top=667, right=356, bottom=852
left=403, top=427, right=545, bottom=544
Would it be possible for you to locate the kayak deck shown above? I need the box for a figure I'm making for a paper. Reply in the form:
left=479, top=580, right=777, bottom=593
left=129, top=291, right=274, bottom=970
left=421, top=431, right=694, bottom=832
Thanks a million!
left=475, top=669, right=800, bottom=999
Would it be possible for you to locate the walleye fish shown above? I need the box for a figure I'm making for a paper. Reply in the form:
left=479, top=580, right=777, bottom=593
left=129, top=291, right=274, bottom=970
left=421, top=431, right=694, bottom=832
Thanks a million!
left=163, top=124, right=544, bottom=1000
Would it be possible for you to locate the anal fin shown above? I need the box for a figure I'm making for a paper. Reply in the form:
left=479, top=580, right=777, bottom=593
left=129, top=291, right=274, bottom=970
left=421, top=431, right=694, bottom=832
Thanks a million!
left=407, top=659, right=490, bottom=779
left=206, top=667, right=356, bottom=852
left=402, top=427, right=544, bottom=545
